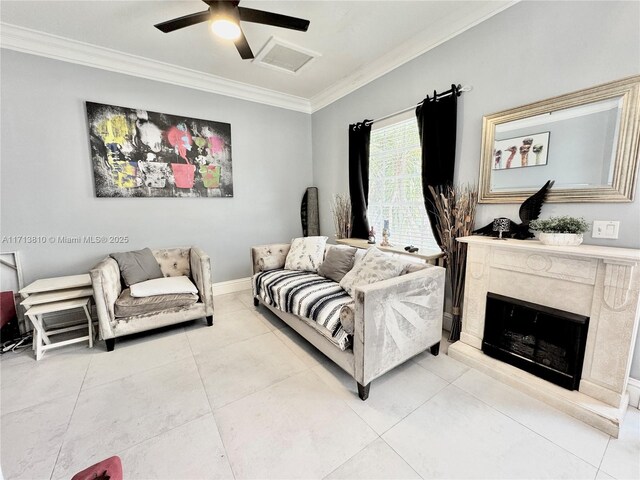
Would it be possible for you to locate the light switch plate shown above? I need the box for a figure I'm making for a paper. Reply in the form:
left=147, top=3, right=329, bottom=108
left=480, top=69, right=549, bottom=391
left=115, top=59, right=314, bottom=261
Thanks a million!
left=592, top=220, right=620, bottom=239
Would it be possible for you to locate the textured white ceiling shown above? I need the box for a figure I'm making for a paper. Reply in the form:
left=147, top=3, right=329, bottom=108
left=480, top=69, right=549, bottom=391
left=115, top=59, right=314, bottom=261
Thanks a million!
left=0, top=1, right=513, bottom=101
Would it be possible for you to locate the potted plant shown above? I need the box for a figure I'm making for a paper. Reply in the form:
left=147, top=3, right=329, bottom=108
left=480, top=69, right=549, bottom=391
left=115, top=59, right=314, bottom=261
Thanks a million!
left=529, top=216, right=590, bottom=246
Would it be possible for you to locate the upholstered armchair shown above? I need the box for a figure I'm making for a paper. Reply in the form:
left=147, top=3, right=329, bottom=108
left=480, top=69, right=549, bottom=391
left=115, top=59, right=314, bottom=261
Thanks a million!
left=90, top=246, right=214, bottom=351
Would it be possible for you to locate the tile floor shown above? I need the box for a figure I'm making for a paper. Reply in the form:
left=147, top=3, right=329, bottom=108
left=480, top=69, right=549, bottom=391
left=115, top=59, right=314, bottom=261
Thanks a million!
left=1, top=290, right=639, bottom=480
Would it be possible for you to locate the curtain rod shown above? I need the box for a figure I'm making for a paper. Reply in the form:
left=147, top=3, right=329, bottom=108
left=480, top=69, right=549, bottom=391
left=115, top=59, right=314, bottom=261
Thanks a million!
left=365, top=84, right=472, bottom=126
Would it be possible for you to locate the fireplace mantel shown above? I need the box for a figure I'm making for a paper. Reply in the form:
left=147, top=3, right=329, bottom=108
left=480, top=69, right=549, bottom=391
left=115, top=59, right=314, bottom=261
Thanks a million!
left=448, top=236, right=640, bottom=437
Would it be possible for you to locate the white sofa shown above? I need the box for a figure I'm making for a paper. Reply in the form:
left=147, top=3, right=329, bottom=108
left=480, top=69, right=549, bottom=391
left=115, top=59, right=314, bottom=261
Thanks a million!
left=251, top=243, right=445, bottom=400
left=91, top=246, right=214, bottom=351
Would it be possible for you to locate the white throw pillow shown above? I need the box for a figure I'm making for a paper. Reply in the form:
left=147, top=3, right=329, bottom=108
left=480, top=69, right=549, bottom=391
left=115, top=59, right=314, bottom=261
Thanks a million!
left=339, top=247, right=406, bottom=297
left=284, top=236, right=328, bottom=272
left=130, top=275, right=198, bottom=297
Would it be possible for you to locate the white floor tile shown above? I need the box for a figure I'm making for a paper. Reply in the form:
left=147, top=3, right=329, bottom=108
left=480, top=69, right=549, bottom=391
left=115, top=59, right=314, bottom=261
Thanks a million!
left=313, top=360, right=448, bottom=434
left=236, top=290, right=258, bottom=309
left=596, top=469, right=616, bottom=479
left=254, top=305, right=289, bottom=330
left=186, top=309, right=271, bottom=357
left=117, top=414, right=234, bottom=480
left=0, top=347, right=91, bottom=415
left=213, top=293, right=249, bottom=316
left=600, top=407, right=640, bottom=480
left=453, top=368, right=610, bottom=467
left=215, top=370, right=378, bottom=479
left=83, top=328, right=192, bottom=389
left=383, top=384, right=597, bottom=479
left=196, top=332, right=308, bottom=408
left=273, top=326, right=332, bottom=367
left=52, top=357, right=210, bottom=479
left=1, top=394, right=76, bottom=480
left=325, top=438, right=420, bottom=480
left=413, top=350, right=469, bottom=383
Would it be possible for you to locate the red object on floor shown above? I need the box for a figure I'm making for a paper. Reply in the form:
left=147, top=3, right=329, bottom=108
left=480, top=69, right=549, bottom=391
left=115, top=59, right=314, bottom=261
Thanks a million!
left=71, top=456, right=123, bottom=480
left=0, top=291, right=16, bottom=328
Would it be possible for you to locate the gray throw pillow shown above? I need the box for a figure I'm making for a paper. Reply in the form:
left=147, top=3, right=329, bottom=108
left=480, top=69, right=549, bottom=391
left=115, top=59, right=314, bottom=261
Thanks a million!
left=110, top=248, right=164, bottom=287
left=318, top=246, right=357, bottom=283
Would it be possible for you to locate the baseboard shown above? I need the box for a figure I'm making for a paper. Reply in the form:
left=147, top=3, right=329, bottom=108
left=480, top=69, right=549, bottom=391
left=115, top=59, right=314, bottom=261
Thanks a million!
left=212, top=277, right=251, bottom=296
left=628, top=378, right=640, bottom=408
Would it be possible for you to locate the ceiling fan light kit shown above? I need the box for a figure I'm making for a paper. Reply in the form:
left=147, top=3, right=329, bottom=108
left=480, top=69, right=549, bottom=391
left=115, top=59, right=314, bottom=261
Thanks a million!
left=211, top=18, right=241, bottom=40
left=154, top=0, right=310, bottom=61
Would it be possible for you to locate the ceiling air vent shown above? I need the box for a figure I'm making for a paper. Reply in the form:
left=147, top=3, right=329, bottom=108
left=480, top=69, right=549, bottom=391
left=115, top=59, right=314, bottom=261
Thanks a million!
left=254, top=37, right=320, bottom=75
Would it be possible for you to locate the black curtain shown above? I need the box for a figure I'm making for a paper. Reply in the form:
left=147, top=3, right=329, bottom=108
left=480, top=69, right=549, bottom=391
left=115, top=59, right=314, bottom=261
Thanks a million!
left=416, top=85, right=458, bottom=245
left=348, top=121, right=372, bottom=239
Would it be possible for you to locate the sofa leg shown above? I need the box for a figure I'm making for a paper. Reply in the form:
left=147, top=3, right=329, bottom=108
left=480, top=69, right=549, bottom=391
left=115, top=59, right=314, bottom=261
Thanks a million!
left=253, top=297, right=259, bottom=307
left=106, top=338, right=115, bottom=352
left=206, top=315, right=213, bottom=326
left=357, top=382, right=370, bottom=401
left=430, top=341, right=440, bottom=356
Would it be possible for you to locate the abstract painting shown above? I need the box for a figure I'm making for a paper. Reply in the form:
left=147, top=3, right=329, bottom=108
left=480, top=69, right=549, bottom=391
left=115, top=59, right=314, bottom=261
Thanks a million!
left=86, top=102, right=233, bottom=197
left=493, top=132, right=550, bottom=170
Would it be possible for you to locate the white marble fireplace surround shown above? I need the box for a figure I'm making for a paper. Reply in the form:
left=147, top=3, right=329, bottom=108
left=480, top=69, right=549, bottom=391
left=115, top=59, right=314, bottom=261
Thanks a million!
left=448, top=236, right=640, bottom=437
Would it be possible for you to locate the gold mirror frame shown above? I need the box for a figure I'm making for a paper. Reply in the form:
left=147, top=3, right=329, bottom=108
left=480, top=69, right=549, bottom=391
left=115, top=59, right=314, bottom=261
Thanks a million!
left=479, top=75, right=640, bottom=203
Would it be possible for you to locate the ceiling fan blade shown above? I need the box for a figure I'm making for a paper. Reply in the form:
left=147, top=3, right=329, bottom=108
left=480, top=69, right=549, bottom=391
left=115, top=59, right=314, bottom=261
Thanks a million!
left=234, top=27, right=254, bottom=59
left=154, top=10, right=210, bottom=33
left=237, top=7, right=310, bottom=32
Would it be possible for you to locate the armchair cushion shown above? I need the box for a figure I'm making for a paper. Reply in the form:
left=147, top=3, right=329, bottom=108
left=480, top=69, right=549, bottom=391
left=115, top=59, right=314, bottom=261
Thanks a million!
left=115, top=289, right=198, bottom=317
left=130, top=276, right=198, bottom=297
left=153, top=248, right=191, bottom=277
left=110, top=248, right=163, bottom=287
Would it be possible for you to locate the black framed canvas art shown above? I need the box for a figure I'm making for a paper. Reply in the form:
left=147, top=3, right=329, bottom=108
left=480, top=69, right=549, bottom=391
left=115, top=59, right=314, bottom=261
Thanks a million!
left=86, top=102, right=233, bottom=197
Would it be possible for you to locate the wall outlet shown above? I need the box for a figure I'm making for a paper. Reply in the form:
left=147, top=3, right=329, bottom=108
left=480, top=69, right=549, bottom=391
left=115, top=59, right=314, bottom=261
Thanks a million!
left=592, top=220, right=620, bottom=239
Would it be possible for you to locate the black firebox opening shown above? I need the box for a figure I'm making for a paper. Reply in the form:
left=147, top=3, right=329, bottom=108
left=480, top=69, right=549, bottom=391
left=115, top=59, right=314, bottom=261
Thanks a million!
left=482, top=293, right=589, bottom=390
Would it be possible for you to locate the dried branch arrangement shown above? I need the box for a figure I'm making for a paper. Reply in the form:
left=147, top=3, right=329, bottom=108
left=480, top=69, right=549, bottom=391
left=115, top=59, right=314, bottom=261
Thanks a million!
left=331, top=193, right=352, bottom=239
left=428, top=184, right=478, bottom=342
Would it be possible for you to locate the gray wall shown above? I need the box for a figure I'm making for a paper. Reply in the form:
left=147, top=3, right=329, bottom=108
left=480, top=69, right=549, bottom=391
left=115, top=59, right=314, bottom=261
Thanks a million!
left=311, top=1, right=640, bottom=376
left=1, top=50, right=313, bottom=284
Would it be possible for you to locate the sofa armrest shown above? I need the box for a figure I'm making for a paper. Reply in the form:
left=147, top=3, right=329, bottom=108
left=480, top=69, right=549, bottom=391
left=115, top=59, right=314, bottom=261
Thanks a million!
left=190, top=247, right=214, bottom=315
left=352, top=266, right=445, bottom=386
left=250, top=244, right=291, bottom=275
left=90, top=257, right=122, bottom=340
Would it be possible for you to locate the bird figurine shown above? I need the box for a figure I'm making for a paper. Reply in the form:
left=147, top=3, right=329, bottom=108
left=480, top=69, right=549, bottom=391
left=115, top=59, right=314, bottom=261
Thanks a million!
left=473, top=180, right=555, bottom=240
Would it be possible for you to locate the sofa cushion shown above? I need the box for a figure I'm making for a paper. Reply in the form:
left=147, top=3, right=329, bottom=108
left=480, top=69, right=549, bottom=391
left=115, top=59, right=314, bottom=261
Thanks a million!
left=284, top=236, right=328, bottom=273
left=130, top=276, right=198, bottom=297
left=114, top=288, right=198, bottom=317
left=318, top=245, right=357, bottom=282
left=339, top=247, right=406, bottom=297
left=339, top=303, right=355, bottom=335
left=110, top=248, right=163, bottom=287
left=252, top=269, right=352, bottom=350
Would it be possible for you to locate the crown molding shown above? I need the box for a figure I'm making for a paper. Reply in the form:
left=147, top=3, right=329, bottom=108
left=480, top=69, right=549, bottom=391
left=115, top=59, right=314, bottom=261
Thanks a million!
left=0, top=23, right=312, bottom=114
left=309, top=1, right=518, bottom=113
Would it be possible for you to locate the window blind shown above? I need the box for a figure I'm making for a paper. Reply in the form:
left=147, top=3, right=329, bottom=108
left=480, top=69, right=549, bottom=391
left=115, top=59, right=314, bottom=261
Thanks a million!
left=368, top=116, right=438, bottom=250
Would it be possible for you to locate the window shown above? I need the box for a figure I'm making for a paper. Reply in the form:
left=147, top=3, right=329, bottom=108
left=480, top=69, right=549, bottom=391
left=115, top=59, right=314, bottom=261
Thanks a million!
left=368, top=113, right=438, bottom=250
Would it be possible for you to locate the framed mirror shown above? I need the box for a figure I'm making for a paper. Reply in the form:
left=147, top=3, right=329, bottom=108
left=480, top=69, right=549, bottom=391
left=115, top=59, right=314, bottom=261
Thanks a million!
left=479, top=76, right=640, bottom=203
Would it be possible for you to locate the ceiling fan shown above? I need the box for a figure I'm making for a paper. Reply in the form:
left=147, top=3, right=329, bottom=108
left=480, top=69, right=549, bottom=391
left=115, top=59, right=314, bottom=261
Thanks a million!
left=154, top=0, right=310, bottom=60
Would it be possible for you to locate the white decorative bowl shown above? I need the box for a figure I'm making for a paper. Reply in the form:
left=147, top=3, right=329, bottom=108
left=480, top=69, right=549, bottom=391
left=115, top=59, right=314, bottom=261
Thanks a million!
left=538, top=232, right=584, bottom=246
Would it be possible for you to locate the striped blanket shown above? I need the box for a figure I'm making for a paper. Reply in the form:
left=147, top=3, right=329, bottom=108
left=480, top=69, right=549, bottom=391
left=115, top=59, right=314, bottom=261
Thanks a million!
left=252, top=269, right=352, bottom=350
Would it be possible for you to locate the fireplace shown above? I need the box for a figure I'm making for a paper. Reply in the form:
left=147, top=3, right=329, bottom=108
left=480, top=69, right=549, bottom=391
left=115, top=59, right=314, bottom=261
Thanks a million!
left=482, top=293, right=589, bottom=390
left=448, top=237, right=640, bottom=437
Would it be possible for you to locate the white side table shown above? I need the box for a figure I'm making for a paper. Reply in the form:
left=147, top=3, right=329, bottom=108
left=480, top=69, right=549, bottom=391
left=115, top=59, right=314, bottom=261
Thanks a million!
left=20, top=274, right=95, bottom=360
left=25, top=298, right=93, bottom=360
